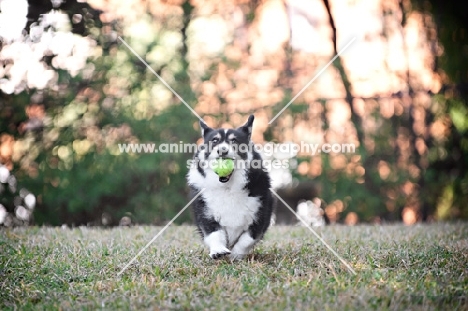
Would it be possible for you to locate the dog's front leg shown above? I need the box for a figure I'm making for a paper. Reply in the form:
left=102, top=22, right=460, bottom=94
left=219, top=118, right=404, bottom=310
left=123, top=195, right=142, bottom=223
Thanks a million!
left=204, top=230, right=231, bottom=259
left=192, top=194, right=231, bottom=259
left=229, top=231, right=256, bottom=260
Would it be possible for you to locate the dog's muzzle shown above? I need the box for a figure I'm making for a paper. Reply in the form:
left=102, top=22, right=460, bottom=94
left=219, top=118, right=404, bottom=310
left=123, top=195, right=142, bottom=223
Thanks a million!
left=219, top=172, right=233, bottom=183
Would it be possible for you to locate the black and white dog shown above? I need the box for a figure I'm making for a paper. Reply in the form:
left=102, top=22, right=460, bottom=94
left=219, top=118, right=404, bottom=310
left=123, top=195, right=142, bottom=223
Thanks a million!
left=187, top=115, right=274, bottom=260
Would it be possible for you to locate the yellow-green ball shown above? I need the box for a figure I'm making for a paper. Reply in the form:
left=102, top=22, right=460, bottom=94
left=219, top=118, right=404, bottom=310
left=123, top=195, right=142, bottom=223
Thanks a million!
left=212, top=158, right=235, bottom=177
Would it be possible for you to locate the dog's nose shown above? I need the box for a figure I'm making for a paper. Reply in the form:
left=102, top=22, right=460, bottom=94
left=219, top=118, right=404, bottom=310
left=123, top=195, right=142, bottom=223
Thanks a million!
left=218, top=145, right=229, bottom=156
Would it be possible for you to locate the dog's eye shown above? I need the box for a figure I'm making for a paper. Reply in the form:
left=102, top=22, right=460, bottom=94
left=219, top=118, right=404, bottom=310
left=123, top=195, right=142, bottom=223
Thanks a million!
left=212, top=138, right=219, bottom=143
left=230, top=138, right=237, bottom=144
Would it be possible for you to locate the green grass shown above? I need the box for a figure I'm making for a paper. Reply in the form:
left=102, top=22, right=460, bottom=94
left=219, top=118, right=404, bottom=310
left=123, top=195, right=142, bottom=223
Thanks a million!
left=1, top=224, right=467, bottom=310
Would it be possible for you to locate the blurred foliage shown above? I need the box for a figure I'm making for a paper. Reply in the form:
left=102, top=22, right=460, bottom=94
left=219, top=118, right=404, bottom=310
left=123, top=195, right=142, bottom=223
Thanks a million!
left=1, top=0, right=198, bottom=225
left=409, top=0, right=468, bottom=220
left=0, top=0, right=467, bottom=226
left=288, top=0, right=468, bottom=223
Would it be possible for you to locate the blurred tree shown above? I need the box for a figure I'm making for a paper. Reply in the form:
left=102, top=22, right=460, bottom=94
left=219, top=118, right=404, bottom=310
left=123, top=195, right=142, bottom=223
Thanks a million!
left=410, top=0, right=468, bottom=219
left=283, top=0, right=468, bottom=223
left=1, top=0, right=199, bottom=225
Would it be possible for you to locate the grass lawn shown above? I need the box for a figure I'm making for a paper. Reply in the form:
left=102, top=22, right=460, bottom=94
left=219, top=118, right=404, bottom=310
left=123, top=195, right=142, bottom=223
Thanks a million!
left=1, top=223, right=467, bottom=310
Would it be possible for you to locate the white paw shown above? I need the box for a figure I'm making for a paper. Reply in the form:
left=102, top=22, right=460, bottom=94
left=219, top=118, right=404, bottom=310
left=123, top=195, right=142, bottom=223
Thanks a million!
left=228, top=232, right=256, bottom=260
left=209, top=246, right=231, bottom=259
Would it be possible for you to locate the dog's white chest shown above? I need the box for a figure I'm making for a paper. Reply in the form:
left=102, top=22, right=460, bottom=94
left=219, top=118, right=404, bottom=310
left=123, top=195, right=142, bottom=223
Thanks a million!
left=203, top=186, right=260, bottom=228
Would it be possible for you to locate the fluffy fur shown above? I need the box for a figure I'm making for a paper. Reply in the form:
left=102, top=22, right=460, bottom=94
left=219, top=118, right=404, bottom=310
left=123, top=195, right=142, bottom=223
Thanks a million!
left=187, top=115, right=274, bottom=260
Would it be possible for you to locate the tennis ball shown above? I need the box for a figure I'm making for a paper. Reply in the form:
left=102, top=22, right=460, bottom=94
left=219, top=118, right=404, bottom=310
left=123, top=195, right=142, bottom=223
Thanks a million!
left=212, top=158, right=235, bottom=177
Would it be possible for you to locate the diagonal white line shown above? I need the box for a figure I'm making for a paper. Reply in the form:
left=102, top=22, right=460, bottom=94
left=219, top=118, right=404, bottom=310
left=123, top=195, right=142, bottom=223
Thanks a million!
left=269, top=37, right=356, bottom=124
left=117, top=188, right=205, bottom=276
left=269, top=188, right=357, bottom=275
left=117, top=36, right=203, bottom=122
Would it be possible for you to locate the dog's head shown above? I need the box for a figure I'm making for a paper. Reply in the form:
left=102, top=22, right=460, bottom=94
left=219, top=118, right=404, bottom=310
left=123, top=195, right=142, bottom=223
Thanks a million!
left=199, top=115, right=254, bottom=163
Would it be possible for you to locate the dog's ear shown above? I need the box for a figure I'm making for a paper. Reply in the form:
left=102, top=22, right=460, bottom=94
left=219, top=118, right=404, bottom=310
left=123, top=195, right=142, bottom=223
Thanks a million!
left=238, top=114, right=254, bottom=140
left=200, top=120, right=213, bottom=138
